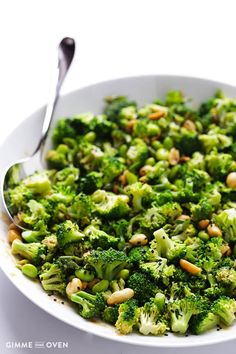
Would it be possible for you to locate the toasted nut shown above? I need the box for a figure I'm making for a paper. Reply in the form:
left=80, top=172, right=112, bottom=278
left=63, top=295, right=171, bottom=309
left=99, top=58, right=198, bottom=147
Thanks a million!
left=180, top=259, right=202, bottom=275
left=125, top=119, right=136, bottom=132
left=139, top=165, right=152, bottom=176
left=66, top=278, right=83, bottom=297
left=148, top=111, right=165, bottom=120
left=207, top=224, right=222, bottom=237
left=183, top=120, right=196, bottom=131
left=168, top=148, right=180, bottom=166
left=226, top=172, right=236, bottom=189
left=8, top=229, right=22, bottom=244
left=9, top=223, right=19, bottom=231
left=129, top=233, right=148, bottom=246
left=220, top=245, right=231, bottom=256
left=139, top=176, right=148, bottom=183
left=112, top=184, right=119, bottom=194
left=198, top=219, right=210, bottom=229
left=177, top=215, right=190, bottom=221
left=107, top=288, right=134, bottom=305
left=179, top=156, right=190, bottom=163
left=87, top=278, right=100, bottom=289
left=118, top=172, right=127, bottom=186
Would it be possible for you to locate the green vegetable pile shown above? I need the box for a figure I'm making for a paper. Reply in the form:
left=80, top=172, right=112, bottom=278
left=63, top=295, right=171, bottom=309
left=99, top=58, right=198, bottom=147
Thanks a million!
left=6, top=90, right=236, bottom=336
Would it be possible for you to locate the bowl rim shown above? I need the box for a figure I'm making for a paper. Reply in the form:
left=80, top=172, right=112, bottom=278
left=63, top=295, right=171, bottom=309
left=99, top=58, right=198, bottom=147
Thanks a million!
left=1, top=74, right=236, bottom=348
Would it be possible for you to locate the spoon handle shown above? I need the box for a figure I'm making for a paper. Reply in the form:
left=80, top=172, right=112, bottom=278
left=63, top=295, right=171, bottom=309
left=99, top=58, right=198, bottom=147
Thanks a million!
left=34, top=37, right=75, bottom=156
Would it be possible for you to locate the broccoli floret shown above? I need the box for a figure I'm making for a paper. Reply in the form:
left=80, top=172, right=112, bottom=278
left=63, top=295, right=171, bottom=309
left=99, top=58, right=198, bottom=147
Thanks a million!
left=128, top=246, right=149, bottom=265
left=190, top=311, right=219, bottom=334
left=85, top=248, right=128, bottom=280
left=190, top=199, right=213, bottom=222
left=104, top=96, right=136, bottom=121
left=175, top=131, right=201, bottom=155
left=168, top=296, right=204, bottom=334
left=139, top=300, right=169, bottom=336
left=84, top=225, right=118, bottom=249
left=214, top=208, right=236, bottom=242
left=124, top=182, right=153, bottom=212
left=91, top=190, right=130, bottom=219
left=46, top=144, right=74, bottom=168
left=52, top=118, right=77, bottom=145
left=79, top=172, right=103, bottom=194
left=70, top=290, right=106, bottom=319
left=56, top=220, right=84, bottom=248
left=21, top=229, right=47, bottom=243
left=139, top=207, right=166, bottom=233
left=127, top=272, right=157, bottom=305
left=205, top=151, right=233, bottom=180
left=39, top=262, right=66, bottom=295
left=12, top=239, right=47, bottom=265
left=115, top=299, right=139, bottom=334
left=152, top=228, right=186, bottom=261
left=19, top=199, right=50, bottom=231
left=41, top=234, right=58, bottom=261
left=200, top=133, right=232, bottom=153
left=212, top=296, right=236, bottom=326
left=54, top=166, right=79, bottom=186
left=56, top=256, right=81, bottom=275
left=216, top=268, right=236, bottom=295
left=102, top=306, right=119, bottom=324
left=68, top=193, right=92, bottom=223
left=126, top=138, right=148, bottom=171
left=22, top=171, right=51, bottom=194
left=140, top=258, right=167, bottom=281
left=100, top=156, right=125, bottom=184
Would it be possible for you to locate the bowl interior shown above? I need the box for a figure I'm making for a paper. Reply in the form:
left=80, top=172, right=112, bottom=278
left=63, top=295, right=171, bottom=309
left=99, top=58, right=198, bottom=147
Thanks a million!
left=1, top=75, right=236, bottom=347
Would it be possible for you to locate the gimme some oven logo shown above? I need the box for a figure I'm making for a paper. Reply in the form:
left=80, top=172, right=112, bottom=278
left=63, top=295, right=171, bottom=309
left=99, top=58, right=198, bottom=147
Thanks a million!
left=6, top=341, right=69, bottom=349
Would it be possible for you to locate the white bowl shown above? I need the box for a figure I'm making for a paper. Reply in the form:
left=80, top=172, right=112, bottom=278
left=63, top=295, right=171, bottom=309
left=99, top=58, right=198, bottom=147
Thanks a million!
left=1, top=75, right=236, bottom=348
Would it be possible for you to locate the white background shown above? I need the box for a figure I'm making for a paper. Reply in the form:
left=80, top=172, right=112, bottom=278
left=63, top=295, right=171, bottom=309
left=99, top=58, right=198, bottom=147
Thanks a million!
left=1, top=0, right=236, bottom=353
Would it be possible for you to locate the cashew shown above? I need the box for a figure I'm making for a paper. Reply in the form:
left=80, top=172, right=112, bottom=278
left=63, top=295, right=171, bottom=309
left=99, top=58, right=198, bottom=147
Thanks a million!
left=118, top=172, right=127, bottom=186
left=220, top=245, right=231, bottom=256
left=107, top=288, right=134, bottom=305
left=177, top=214, right=190, bottom=221
left=8, top=229, right=22, bottom=244
left=139, top=165, right=153, bottom=176
left=180, top=259, right=202, bottom=275
left=198, top=219, right=210, bottom=229
left=168, top=148, right=180, bottom=166
left=9, top=223, right=19, bottom=231
left=183, top=120, right=196, bottom=131
left=207, top=224, right=222, bottom=237
left=148, top=111, right=165, bottom=120
left=66, top=278, right=83, bottom=297
left=129, top=233, right=148, bottom=246
left=226, top=172, right=236, bottom=189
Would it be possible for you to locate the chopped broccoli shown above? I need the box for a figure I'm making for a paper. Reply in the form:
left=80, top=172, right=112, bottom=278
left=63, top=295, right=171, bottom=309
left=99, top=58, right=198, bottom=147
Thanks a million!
left=91, top=190, right=130, bottom=219
left=39, top=262, right=66, bottom=295
left=70, top=290, right=106, bottom=319
left=12, top=239, right=47, bottom=265
left=115, top=299, right=139, bottom=334
left=85, top=248, right=128, bottom=280
left=139, top=300, right=169, bottom=335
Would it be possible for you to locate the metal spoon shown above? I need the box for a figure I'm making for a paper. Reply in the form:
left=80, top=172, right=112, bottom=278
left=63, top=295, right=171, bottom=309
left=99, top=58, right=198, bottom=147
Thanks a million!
left=1, top=37, right=76, bottom=229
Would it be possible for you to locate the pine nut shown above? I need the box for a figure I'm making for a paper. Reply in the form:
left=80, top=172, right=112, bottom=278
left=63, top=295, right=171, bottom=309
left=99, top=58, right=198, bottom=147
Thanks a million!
left=226, top=172, right=236, bottom=189
left=207, top=224, right=222, bottom=237
left=129, top=233, right=148, bottom=246
left=168, top=148, right=180, bottom=166
left=8, top=229, right=22, bottom=244
left=66, top=278, right=83, bottom=297
left=198, top=219, right=210, bottom=229
left=107, top=288, right=134, bottom=305
left=180, top=259, right=202, bottom=275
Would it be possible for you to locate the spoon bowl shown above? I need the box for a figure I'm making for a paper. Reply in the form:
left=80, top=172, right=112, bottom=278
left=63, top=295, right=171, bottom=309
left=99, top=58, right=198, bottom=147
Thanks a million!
left=1, top=37, right=75, bottom=230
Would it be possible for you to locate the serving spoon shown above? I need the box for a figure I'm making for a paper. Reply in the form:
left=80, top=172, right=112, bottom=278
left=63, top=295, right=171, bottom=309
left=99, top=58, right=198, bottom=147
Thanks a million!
left=1, top=37, right=76, bottom=230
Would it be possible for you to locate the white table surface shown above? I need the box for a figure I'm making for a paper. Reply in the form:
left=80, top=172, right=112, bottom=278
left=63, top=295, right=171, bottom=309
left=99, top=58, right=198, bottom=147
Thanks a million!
left=1, top=1, right=236, bottom=353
